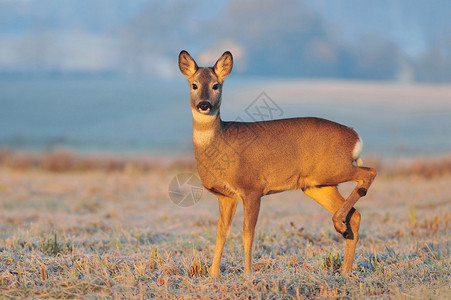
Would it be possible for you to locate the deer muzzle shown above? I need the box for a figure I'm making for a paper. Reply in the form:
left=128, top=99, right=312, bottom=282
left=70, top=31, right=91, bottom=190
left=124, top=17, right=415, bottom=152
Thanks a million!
left=197, top=101, right=213, bottom=112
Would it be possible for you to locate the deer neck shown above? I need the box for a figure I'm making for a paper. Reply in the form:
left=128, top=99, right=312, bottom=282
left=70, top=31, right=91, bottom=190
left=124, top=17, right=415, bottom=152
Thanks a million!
left=191, top=109, right=223, bottom=151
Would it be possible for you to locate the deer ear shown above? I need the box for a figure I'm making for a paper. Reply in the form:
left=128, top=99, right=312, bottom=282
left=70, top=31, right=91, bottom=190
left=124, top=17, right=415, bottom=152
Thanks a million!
left=214, top=51, right=233, bottom=82
left=178, top=50, right=198, bottom=79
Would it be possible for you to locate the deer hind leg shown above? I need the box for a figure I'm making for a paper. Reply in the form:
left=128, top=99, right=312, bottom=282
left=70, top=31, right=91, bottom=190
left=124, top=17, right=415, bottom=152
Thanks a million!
left=332, top=166, right=376, bottom=237
left=210, top=195, right=238, bottom=277
left=242, top=195, right=261, bottom=274
left=304, top=186, right=361, bottom=274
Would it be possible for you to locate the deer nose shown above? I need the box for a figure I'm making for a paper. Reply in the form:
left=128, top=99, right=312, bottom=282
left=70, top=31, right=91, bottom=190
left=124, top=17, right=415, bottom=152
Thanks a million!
left=197, top=101, right=212, bottom=112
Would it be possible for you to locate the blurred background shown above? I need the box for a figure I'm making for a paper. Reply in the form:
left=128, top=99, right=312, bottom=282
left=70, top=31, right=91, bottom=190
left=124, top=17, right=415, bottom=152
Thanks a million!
left=1, top=0, right=450, bottom=159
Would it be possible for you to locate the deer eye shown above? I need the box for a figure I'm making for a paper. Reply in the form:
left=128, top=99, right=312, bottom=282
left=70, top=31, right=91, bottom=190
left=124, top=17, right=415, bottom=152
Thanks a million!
left=192, top=83, right=198, bottom=90
left=212, top=84, right=219, bottom=90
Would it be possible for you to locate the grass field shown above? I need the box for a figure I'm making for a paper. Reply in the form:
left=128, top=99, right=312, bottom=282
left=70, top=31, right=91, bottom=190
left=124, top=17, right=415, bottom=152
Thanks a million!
left=0, top=152, right=450, bottom=298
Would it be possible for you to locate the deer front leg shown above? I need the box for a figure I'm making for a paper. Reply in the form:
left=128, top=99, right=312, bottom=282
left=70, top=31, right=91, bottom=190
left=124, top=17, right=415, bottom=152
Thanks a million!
left=332, top=167, right=376, bottom=237
left=242, top=195, right=261, bottom=274
left=210, top=195, right=238, bottom=277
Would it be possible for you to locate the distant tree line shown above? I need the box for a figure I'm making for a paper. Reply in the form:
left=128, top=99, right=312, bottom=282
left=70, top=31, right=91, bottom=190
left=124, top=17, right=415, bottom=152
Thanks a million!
left=1, top=0, right=450, bottom=82
left=122, top=0, right=450, bottom=82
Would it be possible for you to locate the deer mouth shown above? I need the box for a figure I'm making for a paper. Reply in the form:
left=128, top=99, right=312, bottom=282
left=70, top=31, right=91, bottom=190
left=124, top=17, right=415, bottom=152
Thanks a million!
left=196, top=101, right=213, bottom=113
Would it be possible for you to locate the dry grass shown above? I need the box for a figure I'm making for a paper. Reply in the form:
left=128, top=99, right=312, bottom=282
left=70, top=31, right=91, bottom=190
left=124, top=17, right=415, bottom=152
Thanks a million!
left=363, top=155, right=451, bottom=179
left=2, top=148, right=451, bottom=178
left=0, top=150, right=450, bottom=298
left=0, top=148, right=195, bottom=173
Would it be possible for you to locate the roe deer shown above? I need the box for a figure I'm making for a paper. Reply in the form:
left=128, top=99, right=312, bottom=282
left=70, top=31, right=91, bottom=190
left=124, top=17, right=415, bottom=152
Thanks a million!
left=178, top=50, right=376, bottom=276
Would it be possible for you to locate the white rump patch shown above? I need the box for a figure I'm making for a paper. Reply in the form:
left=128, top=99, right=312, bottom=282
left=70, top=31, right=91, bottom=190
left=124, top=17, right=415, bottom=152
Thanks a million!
left=352, top=136, right=363, bottom=166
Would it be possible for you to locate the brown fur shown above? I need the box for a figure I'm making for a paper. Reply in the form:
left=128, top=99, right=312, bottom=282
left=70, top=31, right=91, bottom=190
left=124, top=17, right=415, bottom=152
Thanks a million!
left=178, top=50, right=376, bottom=276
